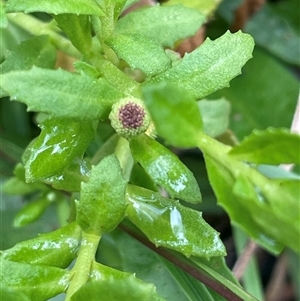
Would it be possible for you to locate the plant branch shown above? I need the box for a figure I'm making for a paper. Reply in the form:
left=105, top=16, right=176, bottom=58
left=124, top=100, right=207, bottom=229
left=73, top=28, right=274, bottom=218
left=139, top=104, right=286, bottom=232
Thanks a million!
left=114, top=137, right=134, bottom=181
left=119, top=222, right=245, bottom=301
left=65, top=231, right=101, bottom=300
left=7, top=13, right=81, bottom=59
left=232, top=239, right=259, bottom=280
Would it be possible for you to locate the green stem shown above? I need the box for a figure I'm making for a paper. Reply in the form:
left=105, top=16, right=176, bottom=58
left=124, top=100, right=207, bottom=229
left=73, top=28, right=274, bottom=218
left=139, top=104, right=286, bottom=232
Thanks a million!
left=196, top=131, right=272, bottom=189
left=7, top=13, right=81, bottom=58
left=65, top=231, right=101, bottom=300
left=90, top=54, right=140, bottom=97
left=115, top=137, right=134, bottom=181
left=91, top=15, right=103, bottom=46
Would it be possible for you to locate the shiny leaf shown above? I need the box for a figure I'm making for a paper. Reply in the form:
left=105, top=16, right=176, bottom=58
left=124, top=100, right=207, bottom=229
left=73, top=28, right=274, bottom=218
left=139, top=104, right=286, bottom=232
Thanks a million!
left=149, top=31, right=254, bottom=99
left=126, top=185, right=226, bottom=257
left=0, top=35, right=56, bottom=97
left=115, top=5, right=205, bottom=47
left=44, top=158, right=91, bottom=192
left=143, top=83, right=202, bottom=148
left=77, top=155, right=127, bottom=235
left=229, top=128, right=300, bottom=164
left=2, top=222, right=81, bottom=268
left=78, top=261, right=165, bottom=301
left=1, top=67, right=122, bottom=119
left=130, top=134, right=201, bottom=203
left=6, top=0, right=104, bottom=15
left=72, top=268, right=165, bottom=301
left=23, top=118, right=96, bottom=182
left=106, top=34, right=171, bottom=76
left=0, top=258, right=70, bottom=301
left=198, top=99, right=230, bottom=137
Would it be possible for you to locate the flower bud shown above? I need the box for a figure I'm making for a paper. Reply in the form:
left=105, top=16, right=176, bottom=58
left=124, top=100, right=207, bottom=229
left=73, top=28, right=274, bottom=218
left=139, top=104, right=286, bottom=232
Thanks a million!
left=109, top=97, right=151, bottom=139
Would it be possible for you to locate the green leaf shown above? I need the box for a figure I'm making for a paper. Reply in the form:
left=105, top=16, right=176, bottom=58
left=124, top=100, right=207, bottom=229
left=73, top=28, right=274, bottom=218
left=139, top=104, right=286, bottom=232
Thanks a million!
left=196, top=131, right=299, bottom=253
left=44, top=158, right=91, bottom=192
left=72, top=265, right=165, bottom=301
left=205, top=152, right=283, bottom=254
left=77, top=154, right=127, bottom=235
left=1, top=67, right=122, bottom=119
left=229, top=128, right=300, bottom=164
left=74, top=61, right=100, bottom=78
left=2, top=177, right=44, bottom=195
left=163, top=0, right=222, bottom=16
left=204, top=154, right=284, bottom=254
left=232, top=176, right=300, bottom=253
left=6, top=0, right=104, bottom=16
left=143, top=83, right=202, bottom=148
left=148, top=31, right=254, bottom=99
left=126, top=185, right=226, bottom=257
left=130, top=163, right=157, bottom=191
left=115, top=5, right=205, bottom=48
left=245, top=4, right=300, bottom=66
left=0, top=2, right=8, bottom=28
left=0, top=258, right=70, bottom=301
left=13, top=193, right=53, bottom=227
left=106, top=34, right=171, bottom=76
left=93, top=58, right=140, bottom=97
left=2, top=222, right=81, bottom=268
left=212, top=47, right=299, bottom=139
left=0, top=285, right=31, bottom=301
left=90, top=133, right=119, bottom=165
left=54, top=14, right=92, bottom=55
left=23, top=118, right=96, bottom=182
left=192, top=256, right=260, bottom=301
left=0, top=35, right=56, bottom=97
left=0, top=20, right=32, bottom=62
left=130, top=134, right=201, bottom=204
left=198, top=99, right=230, bottom=137
left=160, top=259, right=218, bottom=301
left=0, top=139, right=23, bottom=164
left=0, top=35, right=56, bottom=73
left=98, top=228, right=211, bottom=301
left=83, top=261, right=165, bottom=301
left=3, top=164, right=47, bottom=195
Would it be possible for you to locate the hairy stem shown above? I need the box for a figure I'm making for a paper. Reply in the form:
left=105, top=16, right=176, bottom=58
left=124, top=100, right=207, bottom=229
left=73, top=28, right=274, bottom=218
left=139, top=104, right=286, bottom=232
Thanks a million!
left=65, top=231, right=101, bottom=300
left=115, top=136, right=134, bottom=181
